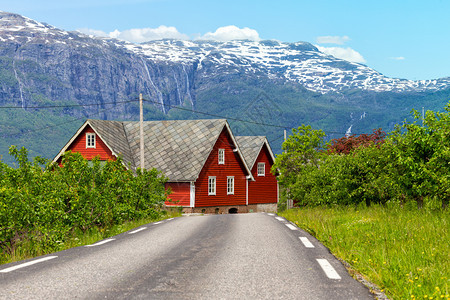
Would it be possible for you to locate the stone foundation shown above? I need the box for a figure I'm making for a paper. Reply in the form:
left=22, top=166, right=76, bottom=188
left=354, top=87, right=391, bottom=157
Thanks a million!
left=178, top=203, right=278, bottom=214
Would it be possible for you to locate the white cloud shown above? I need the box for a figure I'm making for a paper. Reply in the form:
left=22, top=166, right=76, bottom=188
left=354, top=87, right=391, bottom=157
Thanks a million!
left=76, top=24, right=261, bottom=43
left=390, top=56, right=405, bottom=60
left=77, top=28, right=109, bottom=37
left=200, top=25, right=260, bottom=42
left=77, top=26, right=189, bottom=43
left=316, top=45, right=366, bottom=64
left=316, top=35, right=350, bottom=45
left=112, top=26, right=189, bottom=43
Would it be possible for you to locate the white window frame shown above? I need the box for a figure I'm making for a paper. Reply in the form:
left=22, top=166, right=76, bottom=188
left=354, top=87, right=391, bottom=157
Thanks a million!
left=208, top=176, right=216, bottom=195
left=227, top=176, right=234, bottom=195
left=86, top=133, right=96, bottom=148
left=257, top=162, right=265, bottom=176
left=218, top=148, right=225, bottom=165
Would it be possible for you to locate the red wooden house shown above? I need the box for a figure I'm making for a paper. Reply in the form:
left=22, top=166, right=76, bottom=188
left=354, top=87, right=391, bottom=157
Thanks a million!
left=53, top=119, right=278, bottom=213
left=236, top=136, right=278, bottom=212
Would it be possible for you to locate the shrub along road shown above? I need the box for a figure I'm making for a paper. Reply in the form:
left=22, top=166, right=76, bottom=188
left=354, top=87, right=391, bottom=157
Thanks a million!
left=0, top=213, right=373, bottom=299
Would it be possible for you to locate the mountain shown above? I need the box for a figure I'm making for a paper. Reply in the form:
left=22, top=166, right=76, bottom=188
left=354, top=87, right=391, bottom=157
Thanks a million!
left=0, top=11, right=449, bottom=164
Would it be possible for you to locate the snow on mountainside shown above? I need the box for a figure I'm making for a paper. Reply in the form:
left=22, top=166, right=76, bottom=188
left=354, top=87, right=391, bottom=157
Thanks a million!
left=126, top=39, right=450, bottom=94
left=1, top=11, right=449, bottom=95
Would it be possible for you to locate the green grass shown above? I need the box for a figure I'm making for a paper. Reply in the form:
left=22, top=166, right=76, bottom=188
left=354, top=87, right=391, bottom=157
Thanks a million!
left=280, top=205, right=449, bottom=300
left=2, top=211, right=181, bottom=265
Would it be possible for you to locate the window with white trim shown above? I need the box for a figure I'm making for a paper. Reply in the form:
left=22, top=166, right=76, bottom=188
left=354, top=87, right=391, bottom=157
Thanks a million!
left=218, top=148, right=225, bottom=164
left=257, top=162, right=265, bottom=176
left=227, top=176, right=234, bottom=195
left=86, top=133, right=96, bottom=148
left=208, top=176, right=216, bottom=195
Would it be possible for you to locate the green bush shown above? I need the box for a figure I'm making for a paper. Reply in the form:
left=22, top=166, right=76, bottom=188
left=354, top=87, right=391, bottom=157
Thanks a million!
left=0, top=147, right=167, bottom=263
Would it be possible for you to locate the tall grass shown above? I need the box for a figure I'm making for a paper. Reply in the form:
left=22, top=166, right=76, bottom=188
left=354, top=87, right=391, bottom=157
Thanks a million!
left=281, top=205, right=449, bottom=300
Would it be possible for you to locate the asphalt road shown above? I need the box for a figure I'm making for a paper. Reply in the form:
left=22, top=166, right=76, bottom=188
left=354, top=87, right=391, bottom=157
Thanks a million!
left=0, top=213, right=374, bottom=299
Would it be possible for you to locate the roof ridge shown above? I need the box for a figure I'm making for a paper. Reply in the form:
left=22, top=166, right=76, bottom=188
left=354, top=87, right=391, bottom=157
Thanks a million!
left=119, top=121, right=136, bottom=170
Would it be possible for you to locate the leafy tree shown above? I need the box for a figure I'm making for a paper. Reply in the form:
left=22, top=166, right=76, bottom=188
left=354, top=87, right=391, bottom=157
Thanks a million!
left=388, top=105, right=450, bottom=208
left=272, top=125, right=326, bottom=188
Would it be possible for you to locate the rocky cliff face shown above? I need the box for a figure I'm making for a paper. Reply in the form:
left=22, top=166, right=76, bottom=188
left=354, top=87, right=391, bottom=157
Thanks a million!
left=0, top=12, right=198, bottom=119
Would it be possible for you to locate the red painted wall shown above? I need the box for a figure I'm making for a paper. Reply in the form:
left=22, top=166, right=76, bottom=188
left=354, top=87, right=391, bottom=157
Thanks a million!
left=165, top=182, right=190, bottom=207
left=195, top=128, right=248, bottom=207
left=248, top=144, right=278, bottom=204
left=59, top=126, right=115, bottom=163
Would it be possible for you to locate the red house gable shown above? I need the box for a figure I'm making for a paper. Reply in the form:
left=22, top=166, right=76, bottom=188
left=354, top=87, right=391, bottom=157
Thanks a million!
left=65, top=126, right=115, bottom=161
left=194, top=128, right=249, bottom=207
left=54, top=123, right=117, bottom=166
left=236, top=136, right=278, bottom=205
left=248, top=143, right=278, bottom=204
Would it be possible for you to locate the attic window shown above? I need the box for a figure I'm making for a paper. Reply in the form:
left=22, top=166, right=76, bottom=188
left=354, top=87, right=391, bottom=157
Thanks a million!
left=257, top=162, right=265, bottom=176
left=218, top=148, right=225, bottom=164
left=86, top=133, right=96, bottom=148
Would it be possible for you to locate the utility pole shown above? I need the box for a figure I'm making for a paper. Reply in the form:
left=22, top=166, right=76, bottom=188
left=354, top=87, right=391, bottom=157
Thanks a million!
left=422, top=107, right=425, bottom=126
left=140, top=93, right=144, bottom=170
left=283, top=129, right=291, bottom=209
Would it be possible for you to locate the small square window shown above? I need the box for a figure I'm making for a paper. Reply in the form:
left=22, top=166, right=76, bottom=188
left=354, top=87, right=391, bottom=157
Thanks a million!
left=86, top=133, right=96, bottom=148
left=227, top=176, right=234, bottom=195
left=208, top=176, right=216, bottom=195
left=257, top=162, right=265, bottom=176
left=218, top=148, right=225, bottom=164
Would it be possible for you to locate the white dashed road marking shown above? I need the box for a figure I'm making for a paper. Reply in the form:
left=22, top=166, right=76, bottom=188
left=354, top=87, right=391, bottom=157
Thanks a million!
left=128, top=227, right=147, bottom=234
left=85, top=238, right=115, bottom=247
left=0, top=256, right=58, bottom=273
left=299, top=237, right=315, bottom=248
left=267, top=213, right=275, bottom=216
left=153, top=221, right=163, bottom=225
left=285, top=223, right=297, bottom=230
left=275, top=217, right=285, bottom=221
left=316, top=259, right=341, bottom=280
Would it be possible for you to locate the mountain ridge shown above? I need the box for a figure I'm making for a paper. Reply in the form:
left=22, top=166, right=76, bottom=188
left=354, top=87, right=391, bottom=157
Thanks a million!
left=2, top=11, right=449, bottom=97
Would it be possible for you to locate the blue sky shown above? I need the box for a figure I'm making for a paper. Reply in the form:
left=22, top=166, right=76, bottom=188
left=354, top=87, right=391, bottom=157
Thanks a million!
left=1, top=0, right=449, bottom=80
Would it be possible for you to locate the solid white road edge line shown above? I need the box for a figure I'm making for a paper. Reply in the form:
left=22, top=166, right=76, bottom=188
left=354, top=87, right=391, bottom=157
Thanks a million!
left=316, top=258, right=342, bottom=280
left=0, top=256, right=58, bottom=273
left=275, top=217, right=284, bottom=221
left=285, top=223, right=297, bottom=230
left=128, top=227, right=147, bottom=234
left=299, top=237, right=315, bottom=248
left=85, top=238, right=115, bottom=247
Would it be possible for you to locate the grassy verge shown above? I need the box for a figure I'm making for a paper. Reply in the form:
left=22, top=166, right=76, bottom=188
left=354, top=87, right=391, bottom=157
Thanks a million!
left=2, top=211, right=181, bottom=265
left=280, top=205, right=449, bottom=300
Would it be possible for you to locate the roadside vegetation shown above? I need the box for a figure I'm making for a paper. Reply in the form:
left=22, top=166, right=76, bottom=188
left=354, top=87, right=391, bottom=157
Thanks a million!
left=275, top=103, right=450, bottom=299
left=0, top=148, right=171, bottom=265
left=281, top=206, right=449, bottom=300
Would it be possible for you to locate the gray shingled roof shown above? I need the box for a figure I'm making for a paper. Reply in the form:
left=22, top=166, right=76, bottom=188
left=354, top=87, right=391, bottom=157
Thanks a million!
left=124, top=119, right=227, bottom=181
left=236, top=136, right=268, bottom=169
left=86, top=119, right=229, bottom=182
